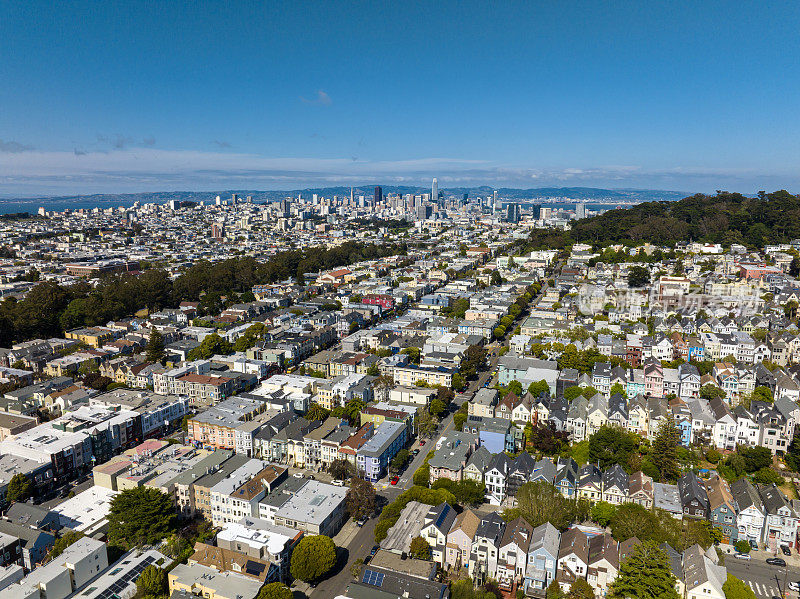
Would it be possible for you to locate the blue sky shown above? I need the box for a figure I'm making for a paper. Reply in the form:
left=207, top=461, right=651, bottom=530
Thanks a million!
left=2, top=1, right=800, bottom=196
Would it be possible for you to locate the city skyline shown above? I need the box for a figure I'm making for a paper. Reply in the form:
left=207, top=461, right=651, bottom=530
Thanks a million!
left=3, top=2, right=800, bottom=196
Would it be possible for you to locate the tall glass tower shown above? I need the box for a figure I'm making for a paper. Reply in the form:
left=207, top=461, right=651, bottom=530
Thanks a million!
left=431, top=178, right=438, bottom=203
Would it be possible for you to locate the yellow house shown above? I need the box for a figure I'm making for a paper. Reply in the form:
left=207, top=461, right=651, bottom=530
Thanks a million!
left=65, top=327, right=116, bottom=348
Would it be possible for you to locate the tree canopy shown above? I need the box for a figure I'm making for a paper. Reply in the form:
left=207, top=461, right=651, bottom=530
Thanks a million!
left=256, top=582, right=294, bottom=599
left=135, top=564, right=168, bottom=599
left=721, top=574, right=757, bottom=599
left=347, top=477, right=376, bottom=520
left=588, top=426, right=640, bottom=472
left=290, top=535, right=337, bottom=582
left=6, top=473, right=33, bottom=503
left=608, top=541, right=679, bottom=599
left=107, top=487, right=175, bottom=550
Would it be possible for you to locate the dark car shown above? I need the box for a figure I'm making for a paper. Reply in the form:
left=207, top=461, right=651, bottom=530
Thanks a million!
left=749, top=539, right=758, bottom=550
left=371, top=545, right=379, bottom=556
left=781, top=545, right=791, bottom=556
left=766, top=557, right=786, bottom=567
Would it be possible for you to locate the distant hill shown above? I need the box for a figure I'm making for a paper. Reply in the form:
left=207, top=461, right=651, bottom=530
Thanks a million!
left=1, top=186, right=689, bottom=207
left=528, top=190, right=800, bottom=248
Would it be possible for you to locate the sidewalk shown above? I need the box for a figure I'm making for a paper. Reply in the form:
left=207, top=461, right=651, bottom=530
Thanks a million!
left=333, top=519, right=361, bottom=549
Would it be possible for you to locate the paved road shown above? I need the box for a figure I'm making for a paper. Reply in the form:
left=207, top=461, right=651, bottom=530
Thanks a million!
left=727, top=555, right=800, bottom=599
left=306, top=513, right=380, bottom=599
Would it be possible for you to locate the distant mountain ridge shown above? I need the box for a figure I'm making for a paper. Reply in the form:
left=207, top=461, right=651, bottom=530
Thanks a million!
left=2, top=186, right=690, bottom=206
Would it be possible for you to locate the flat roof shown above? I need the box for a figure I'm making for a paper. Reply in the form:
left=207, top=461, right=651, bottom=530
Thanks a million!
left=169, top=562, right=263, bottom=599
left=272, top=480, right=347, bottom=526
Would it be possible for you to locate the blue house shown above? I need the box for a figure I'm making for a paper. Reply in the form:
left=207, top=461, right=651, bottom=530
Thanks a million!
left=525, top=522, right=561, bottom=594
left=356, top=420, right=407, bottom=482
left=463, top=415, right=513, bottom=454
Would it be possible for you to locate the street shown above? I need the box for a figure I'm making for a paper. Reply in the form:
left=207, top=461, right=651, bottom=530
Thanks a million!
left=727, top=554, right=800, bottom=599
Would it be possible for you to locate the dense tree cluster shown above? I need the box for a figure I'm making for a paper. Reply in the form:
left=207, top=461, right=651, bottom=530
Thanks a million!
left=523, top=190, right=800, bottom=252
left=0, top=241, right=407, bottom=345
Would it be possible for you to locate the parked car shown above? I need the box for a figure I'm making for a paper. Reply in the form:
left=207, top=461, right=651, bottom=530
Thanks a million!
left=390, top=476, right=400, bottom=485
left=332, top=479, right=344, bottom=486
left=766, top=557, right=786, bottom=567
left=781, top=545, right=792, bottom=556
left=419, top=440, right=426, bottom=446
left=370, top=545, right=379, bottom=556
left=788, top=581, right=800, bottom=592
left=749, top=539, right=758, bottom=550
left=293, top=472, right=304, bottom=478
left=734, top=553, right=751, bottom=560
left=412, top=449, right=420, bottom=456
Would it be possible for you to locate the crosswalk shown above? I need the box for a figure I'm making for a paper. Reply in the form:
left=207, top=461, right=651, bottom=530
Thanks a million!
left=747, top=579, right=782, bottom=598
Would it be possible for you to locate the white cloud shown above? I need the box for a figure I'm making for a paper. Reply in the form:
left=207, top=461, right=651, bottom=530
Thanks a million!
left=300, top=90, right=332, bottom=106
left=0, top=146, right=793, bottom=195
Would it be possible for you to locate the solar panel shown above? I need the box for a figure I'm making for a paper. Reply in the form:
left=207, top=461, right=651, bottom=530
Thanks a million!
left=362, top=569, right=385, bottom=587
left=434, top=505, right=449, bottom=528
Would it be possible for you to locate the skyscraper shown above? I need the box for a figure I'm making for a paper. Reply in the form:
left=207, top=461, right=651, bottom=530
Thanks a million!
left=576, top=202, right=586, bottom=219
left=505, top=203, right=521, bottom=223
left=431, top=178, right=438, bottom=204
left=374, top=186, right=383, bottom=205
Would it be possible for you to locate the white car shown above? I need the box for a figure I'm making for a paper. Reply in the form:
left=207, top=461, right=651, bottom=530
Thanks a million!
left=788, top=581, right=799, bottom=592
left=734, top=553, right=751, bottom=560
left=293, top=472, right=304, bottom=478
left=332, top=479, right=344, bottom=486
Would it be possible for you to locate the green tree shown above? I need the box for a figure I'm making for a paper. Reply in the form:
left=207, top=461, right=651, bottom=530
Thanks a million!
left=290, top=535, right=337, bottom=582
left=451, top=373, right=466, bottom=391
left=528, top=380, right=550, bottom=396
left=590, top=501, right=617, bottom=527
left=306, top=403, right=330, bottom=421
left=568, top=578, right=594, bottom=599
left=429, top=397, right=447, bottom=417
left=588, top=426, right=639, bottom=471
left=135, top=564, right=167, bottom=598
left=107, top=487, right=175, bottom=550
left=651, top=419, right=681, bottom=483
left=737, top=446, right=772, bottom=473
left=721, top=574, right=756, bottom=599
left=329, top=458, right=354, bottom=481
left=515, top=481, right=573, bottom=530
left=699, top=384, right=725, bottom=400
left=145, top=327, right=165, bottom=363
left=734, top=540, right=751, bottom=554
left=187, top=332, right=232, bottom=360
left=409, top=536, right=432, bottom=560
left=627, top=266, right=650, bottom=288
left=417, top=408, right=439, bottom=438
left=431, top=479, right=486, bottom=506
left=786, top=432, right=800, bottom=472
left=6, top=473, right=33, bottom=503
left=609, top=382, right=627, bottom=398
left=507, top=380, right=523, bottom=396
left=390, top=449, right=410, bottom=473
left=609, top=504, right=658, bottom=543
left=347, top=477, right=376, bottom=520
left=608, top=541, right=679, bottom=599
left=753, top=467, right=784, bottom=485
left=545, top=581, right=565, bottom=599
left=256, top=583, right=293, bottom=599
